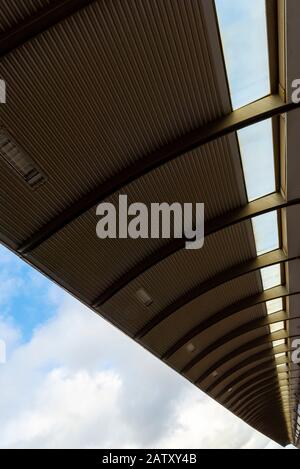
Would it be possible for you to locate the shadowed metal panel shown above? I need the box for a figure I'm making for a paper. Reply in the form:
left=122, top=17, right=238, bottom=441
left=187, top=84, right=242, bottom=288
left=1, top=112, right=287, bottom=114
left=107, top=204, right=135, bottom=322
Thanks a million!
left=199, top=340, right=275, bottom=392
left=0, top=0, right=51, bottom=33
left=227, top=371, right=300, bottom=409
left=0, top=0, right=232, bottom=245
left=143, top=270, right=262, bottom=357
left=183, top=310, right=289, bottom=378
left=26, top=138, right=245, bottom=307
left=282, top=0, right=300, bottom=444
left=213, top=354, right=290, bottom=402
left=167, top=302, right=267, bottom=372
left=213, top=356, right=277, bottom=400
left=100, top=221, right=256, bottom=335
left=0, top=0, right=288, bottom=447
left=186, top=322, right=269, bottom=383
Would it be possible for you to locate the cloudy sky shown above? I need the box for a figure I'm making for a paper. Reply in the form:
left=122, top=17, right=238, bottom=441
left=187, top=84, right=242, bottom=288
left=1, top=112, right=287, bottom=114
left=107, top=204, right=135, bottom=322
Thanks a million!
left=0, top=244, right=287, bottom=449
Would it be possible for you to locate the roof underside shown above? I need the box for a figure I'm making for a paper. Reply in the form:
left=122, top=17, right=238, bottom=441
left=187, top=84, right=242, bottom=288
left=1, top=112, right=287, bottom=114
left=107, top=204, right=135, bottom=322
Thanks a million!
left=0, top=0, right=299, bottom=447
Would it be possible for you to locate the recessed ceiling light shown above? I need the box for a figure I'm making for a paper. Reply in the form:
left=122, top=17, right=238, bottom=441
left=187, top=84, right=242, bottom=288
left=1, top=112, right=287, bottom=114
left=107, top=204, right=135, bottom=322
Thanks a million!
left=186, top=343, right=196, bottom=353
left=135, top=288, right=153, bottom=307
left=0, top=127, right=47, bottom=189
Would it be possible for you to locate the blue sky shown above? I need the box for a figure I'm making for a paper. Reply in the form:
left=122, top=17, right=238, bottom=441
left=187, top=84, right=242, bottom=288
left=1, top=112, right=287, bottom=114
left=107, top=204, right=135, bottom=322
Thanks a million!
left=215, top=0, right=270, bottom=109
left=0, top=0, right=292, bottom=449
left=0, top=246, right=59, bottom=341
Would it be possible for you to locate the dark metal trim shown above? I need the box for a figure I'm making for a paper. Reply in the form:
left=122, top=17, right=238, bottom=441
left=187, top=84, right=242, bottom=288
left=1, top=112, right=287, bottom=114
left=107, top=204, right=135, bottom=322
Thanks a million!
left=0, top=0, right=96, bottom=57
left=242, top=392, right=285, bottom=423
left=240, top=388, right=286, bottom=421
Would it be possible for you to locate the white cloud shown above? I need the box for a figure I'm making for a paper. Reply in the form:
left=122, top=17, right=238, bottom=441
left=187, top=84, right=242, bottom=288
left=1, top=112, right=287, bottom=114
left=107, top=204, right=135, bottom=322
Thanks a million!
left=0, top=293, right=290, bottom=448
left=1, top=368, right=125, bottom=449
left=0, top=316, right=21, bottom=349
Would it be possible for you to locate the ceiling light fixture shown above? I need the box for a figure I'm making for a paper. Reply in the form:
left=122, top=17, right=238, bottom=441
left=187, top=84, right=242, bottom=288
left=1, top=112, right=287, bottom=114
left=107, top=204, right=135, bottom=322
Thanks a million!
left=135, top=288, right=153, bottom=307
left=186, top=343, right=196, bottom=353
left=0, top=127, right=46, bottom=189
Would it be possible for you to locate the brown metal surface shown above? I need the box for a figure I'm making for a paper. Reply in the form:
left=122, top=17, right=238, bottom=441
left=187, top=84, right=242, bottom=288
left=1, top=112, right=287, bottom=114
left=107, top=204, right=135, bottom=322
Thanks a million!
left=0, top=0, right=96, bottom=57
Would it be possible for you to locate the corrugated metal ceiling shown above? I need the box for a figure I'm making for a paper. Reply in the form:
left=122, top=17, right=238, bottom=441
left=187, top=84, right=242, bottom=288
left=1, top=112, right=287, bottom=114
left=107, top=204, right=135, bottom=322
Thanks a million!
left=0, top=0, right=291, bottom=446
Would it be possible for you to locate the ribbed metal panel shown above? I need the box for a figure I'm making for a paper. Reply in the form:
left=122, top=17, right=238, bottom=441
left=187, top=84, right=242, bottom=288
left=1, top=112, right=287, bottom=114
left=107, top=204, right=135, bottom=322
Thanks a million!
left=31, top=208, right=166, bottom=301
left=144, top=270, right=262, bottom=357
left=212, top=354, right=276, bottom=401
left=186, top=312, right=269, bottom=382
left=168, top=303, right=266, bottom=372
left=0, top=0, right=51, bottom=33
left=100, top=221, right=256, bottom=334
left=0, top=0, right=231, bottom=244
left=28, top=137, right=244, bottom=305
left=224, top=367, right=285, bottom=409
left=0, top=0, right=285, bottom=446
left=199, top=337, right=271, bottom=391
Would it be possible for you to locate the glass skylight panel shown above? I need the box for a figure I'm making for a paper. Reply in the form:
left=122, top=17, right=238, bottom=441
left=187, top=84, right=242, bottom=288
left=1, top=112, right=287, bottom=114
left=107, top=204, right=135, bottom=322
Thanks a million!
left=266, top=298, right=283, bottom=315
left=275, top=352, right=286, bottom=359
left=273, top=339, right=285, bottom=348
left=260, top=264, right=281, bottom=290
left=279, top=376, right=288, bottom=383
left=281, top=385, right=289, bottom=392
left=279, top=380, right=289, bottom=387
left=270, top=321, right=284, bottom=333
left=238, top=120, right=275, bottom=201
left=277, top=363, right=287, bottom=369
left=215, top=0, right=270, bottom=109
left=252, top=211, right=279, bottom=255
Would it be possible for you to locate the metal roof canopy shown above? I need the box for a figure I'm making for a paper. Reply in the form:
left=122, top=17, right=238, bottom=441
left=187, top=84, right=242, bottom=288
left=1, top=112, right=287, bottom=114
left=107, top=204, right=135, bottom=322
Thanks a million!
left=0, top=0, right=299, bottom=448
